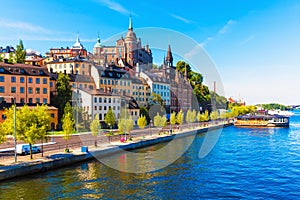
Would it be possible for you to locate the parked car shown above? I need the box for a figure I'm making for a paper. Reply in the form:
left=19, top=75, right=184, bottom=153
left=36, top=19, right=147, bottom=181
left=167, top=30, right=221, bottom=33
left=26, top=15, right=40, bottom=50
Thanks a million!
left=16, top=144, right=41, bottom=155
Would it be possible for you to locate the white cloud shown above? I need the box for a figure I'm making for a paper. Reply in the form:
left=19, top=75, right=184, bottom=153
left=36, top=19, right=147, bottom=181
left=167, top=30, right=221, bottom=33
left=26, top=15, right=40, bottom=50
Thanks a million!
left=239, top=35, right=255, bottom=46
left=200, top=19, right=236, bottom=47
left=218, top=20, right=236, bottom=34
left=97, top=0, right=131, bottom=15
left=170, top=14, right=192, bottom=24
left=0, top=18, right=54, bottom=34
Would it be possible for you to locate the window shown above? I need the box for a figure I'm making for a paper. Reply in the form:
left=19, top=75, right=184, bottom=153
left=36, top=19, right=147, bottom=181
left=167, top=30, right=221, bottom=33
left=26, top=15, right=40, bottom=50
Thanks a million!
left=28, top=87, right=33, bottom=94
left=108, top=80, right=110, bottom=85
left=112, top=80, right=114, bottom=85
left=124, top=81, right=126, bottom=86
left=36, top=98, right=40, bottom=103
left=11, top=87, right=16, bottom=93
left=94, top=106, right=97, bottom=110
left=99, top=106, right=102, bottom=110
left=11, top=76, right=16, bottom=82
left=108, top=98, right=111, bottom=103
left=29, top=98, right=33, bottom=103
left=2, top=114, right=6, bottom=120
left=99, top=97, right=102, bottom=103
left=128, top=82, right=130, bottom=86
left=51, top=114, right=55, bottom=118
left=104, top=80, right=107, bottom=84
left=100, top=79, right=103, bottom=84
left=20, top=98, right=25, bottom=103
left=43, top=78, right=47, bottom=84
left=50, top=82, right=53, bottom=87
left=0, top=76, right=4, bottom=82
left=20, top=77, right=25, bottom=83
left=116, top=80, right=118, bottom=85
left=0, top=86, right=4, bottom=93
left=43, top=98, right=47, bottom=104
left=0, top=68, right=4, bottom=72
left=104, top=98, right=107, bottom=103
left=120, top=81, right=122, bottom=86
left=43, top=88, right=47, bottom=94
left=94, top=97, right=97, bottom=103
left=36, top=78, right=40, bottom=84
left=82, top=64, right=85, bottom=68
left=28, top=77, right=32, bottom=83
left=20, top=87, right=25, bottom=93
left=99, top=114, right=102, bottom=120
left=36, top=88, right=40, bottom=94
left=104, top=106, right=107, bottom=110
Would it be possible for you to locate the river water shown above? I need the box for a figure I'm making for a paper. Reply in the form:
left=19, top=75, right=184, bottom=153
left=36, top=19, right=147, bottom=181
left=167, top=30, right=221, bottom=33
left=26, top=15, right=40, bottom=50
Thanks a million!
left=1, top=112, right=300, bottom=199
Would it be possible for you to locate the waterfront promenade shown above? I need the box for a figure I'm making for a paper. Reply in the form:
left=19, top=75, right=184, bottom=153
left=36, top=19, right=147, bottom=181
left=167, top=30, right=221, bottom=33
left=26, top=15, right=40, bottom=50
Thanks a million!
left=0, top=121, right=230, bottom=181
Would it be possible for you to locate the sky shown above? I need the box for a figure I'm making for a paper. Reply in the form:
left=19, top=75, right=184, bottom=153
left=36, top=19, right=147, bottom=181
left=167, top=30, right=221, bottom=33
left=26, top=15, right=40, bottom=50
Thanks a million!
left=0, top=0, right=300, bottom=105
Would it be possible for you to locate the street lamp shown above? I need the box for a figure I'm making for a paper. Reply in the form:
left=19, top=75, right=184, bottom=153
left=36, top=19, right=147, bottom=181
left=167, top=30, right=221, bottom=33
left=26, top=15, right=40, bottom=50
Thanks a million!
left=0, top=96, right=17, bottom=162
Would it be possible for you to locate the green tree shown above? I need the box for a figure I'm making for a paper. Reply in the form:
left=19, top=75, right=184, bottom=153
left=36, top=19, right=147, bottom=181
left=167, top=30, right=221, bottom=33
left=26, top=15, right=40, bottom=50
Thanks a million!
left=154, top=113, right=162, bottom=127
left=176, top=61, right=191, bottom=77
left=176, top=109, right=184, bottom=128
left=137, top=115, right=147, bottom=129
left=140, top=106, right=150, bottom=123
left=125, top=116, right=134, bottom=138
left=1, top=105, right=50, bottom=159
left=191, top=109, right=197, bottom=123
left=104, top=108, right=116, bottom=129
left=170, top=112, right=176, bottom=130
left=62, top=112, right=74, bottom=151
left=52, top=73, right=72, bottom=126
left=149, top=92, right=163, bottom=106
left=8, top=52, right=14, bottom=63
left=186, top=109, right=192, bottom=124
left=0, top=124, right=7, bottom=144
left=210, top=110, right=219, bottom=121
left=90, top=114, right=100, bottom=147
left=0, top=54, right=3, bottom=62
left=15, top=40, right=26, bottom=63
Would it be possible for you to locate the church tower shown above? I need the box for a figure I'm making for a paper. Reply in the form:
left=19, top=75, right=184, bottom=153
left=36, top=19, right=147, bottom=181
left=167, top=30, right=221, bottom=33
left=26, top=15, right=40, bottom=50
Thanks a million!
left=165, top=45, right=173, bottom=67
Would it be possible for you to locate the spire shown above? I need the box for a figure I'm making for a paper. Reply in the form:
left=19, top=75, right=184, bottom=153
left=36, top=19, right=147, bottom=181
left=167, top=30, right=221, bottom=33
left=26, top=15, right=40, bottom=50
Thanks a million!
left=165, top=44, right=173, bottom=67
left=76, top=34, right=80, bottom=43
left=72, top=34, right=84, bottom=49
left=128, top=15, right=133, bottom=31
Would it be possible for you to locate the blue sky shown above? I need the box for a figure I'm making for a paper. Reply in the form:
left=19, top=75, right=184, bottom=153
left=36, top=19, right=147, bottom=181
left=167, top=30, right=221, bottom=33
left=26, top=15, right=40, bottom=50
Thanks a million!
left=1, top=0, right=300, bottom=105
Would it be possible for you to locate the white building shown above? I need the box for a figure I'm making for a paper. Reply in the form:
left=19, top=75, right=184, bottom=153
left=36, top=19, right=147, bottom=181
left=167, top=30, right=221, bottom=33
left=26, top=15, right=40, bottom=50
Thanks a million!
left=76, top=88, right=121, bottom=121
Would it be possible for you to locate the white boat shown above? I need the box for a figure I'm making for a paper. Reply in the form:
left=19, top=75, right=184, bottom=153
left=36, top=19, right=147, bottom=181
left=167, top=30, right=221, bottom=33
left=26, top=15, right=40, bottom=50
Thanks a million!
left=267, top=110, right=294, bottom=117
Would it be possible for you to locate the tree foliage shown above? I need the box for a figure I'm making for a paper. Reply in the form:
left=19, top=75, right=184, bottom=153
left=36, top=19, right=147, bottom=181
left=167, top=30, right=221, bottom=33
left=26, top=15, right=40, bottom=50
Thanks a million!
left=52, top=73, right=72, bottom=126
left=62, top=111, right=74, bottom=149
left=137, top=115, right=147, bottom=129
left=261, top=103, right=288, bottom=111
left=153, top=113, right=166, bottom=127
left=118, top=108, right=134, bottom=135
left=197, top=110, right=209, bottom=122
left=176, top=109, right=184, bottom=125
left=149, top=92, right=163, bottom=106
left=230, top=105, right=257, bottom=117
left=90, top=114, right=100, bottom=147
left=15, top=40, right=26, bottom=64
left=104, top=107, right=116, bottom=128
left=170, top=112, right=176, bottom=126
left=1, top=105, right=50, bottom=158
left=210, top=110, right=219, bottom=120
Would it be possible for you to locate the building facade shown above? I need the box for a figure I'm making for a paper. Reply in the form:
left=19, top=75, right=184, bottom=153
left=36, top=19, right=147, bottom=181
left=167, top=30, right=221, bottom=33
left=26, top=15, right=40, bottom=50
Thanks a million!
left=0, top=62, right=50, bottom=104
left=93, top=17, right=152, bottom=68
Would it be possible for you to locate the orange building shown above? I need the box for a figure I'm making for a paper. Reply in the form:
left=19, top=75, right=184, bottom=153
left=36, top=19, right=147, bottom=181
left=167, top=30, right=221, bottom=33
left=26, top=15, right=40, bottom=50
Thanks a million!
left=0, top=62, right=50, bottom=104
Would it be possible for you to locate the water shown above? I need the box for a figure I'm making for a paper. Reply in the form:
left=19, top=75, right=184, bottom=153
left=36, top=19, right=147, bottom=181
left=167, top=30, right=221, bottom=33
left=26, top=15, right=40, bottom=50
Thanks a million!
left=1, top=112, right=300, bottom=199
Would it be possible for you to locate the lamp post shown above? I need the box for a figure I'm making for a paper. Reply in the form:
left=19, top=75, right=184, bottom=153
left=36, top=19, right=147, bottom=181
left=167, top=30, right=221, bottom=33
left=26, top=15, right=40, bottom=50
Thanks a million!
left=0, top=96, right=17, bottom=162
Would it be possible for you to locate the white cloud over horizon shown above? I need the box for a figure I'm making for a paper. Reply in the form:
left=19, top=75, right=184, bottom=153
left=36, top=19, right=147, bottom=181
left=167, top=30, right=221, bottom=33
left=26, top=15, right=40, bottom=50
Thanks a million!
left=97, top=0, right=131, bottom=15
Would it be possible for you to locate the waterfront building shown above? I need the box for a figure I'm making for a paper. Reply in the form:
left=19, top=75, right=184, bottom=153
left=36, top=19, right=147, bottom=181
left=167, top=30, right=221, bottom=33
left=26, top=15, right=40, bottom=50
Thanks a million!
left=45, top=35, right=88, bottom=62
left=93, top=17, right=152, bottom=68
left=0, top=46, right=15, bottom=59
left=49, top=72, right=95, bottom=97
left=0, top=61, right=50, bottom=104
left=25, top=49, right=44, bottom=66
left=46, top=57, right=93, bottom=76
left=131, top=76, right=151, bottom=107
left=139, top=70, right=170, bottom=106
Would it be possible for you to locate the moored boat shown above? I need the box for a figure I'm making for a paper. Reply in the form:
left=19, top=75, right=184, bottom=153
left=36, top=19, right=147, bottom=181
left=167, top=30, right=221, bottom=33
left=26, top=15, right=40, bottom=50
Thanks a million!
left=234, top=114, right=289, bottom=127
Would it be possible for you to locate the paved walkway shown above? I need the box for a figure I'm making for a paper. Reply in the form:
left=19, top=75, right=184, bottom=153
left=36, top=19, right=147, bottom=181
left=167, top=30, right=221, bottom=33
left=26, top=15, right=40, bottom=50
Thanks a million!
left=0, top=122, right=229, bottom=169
